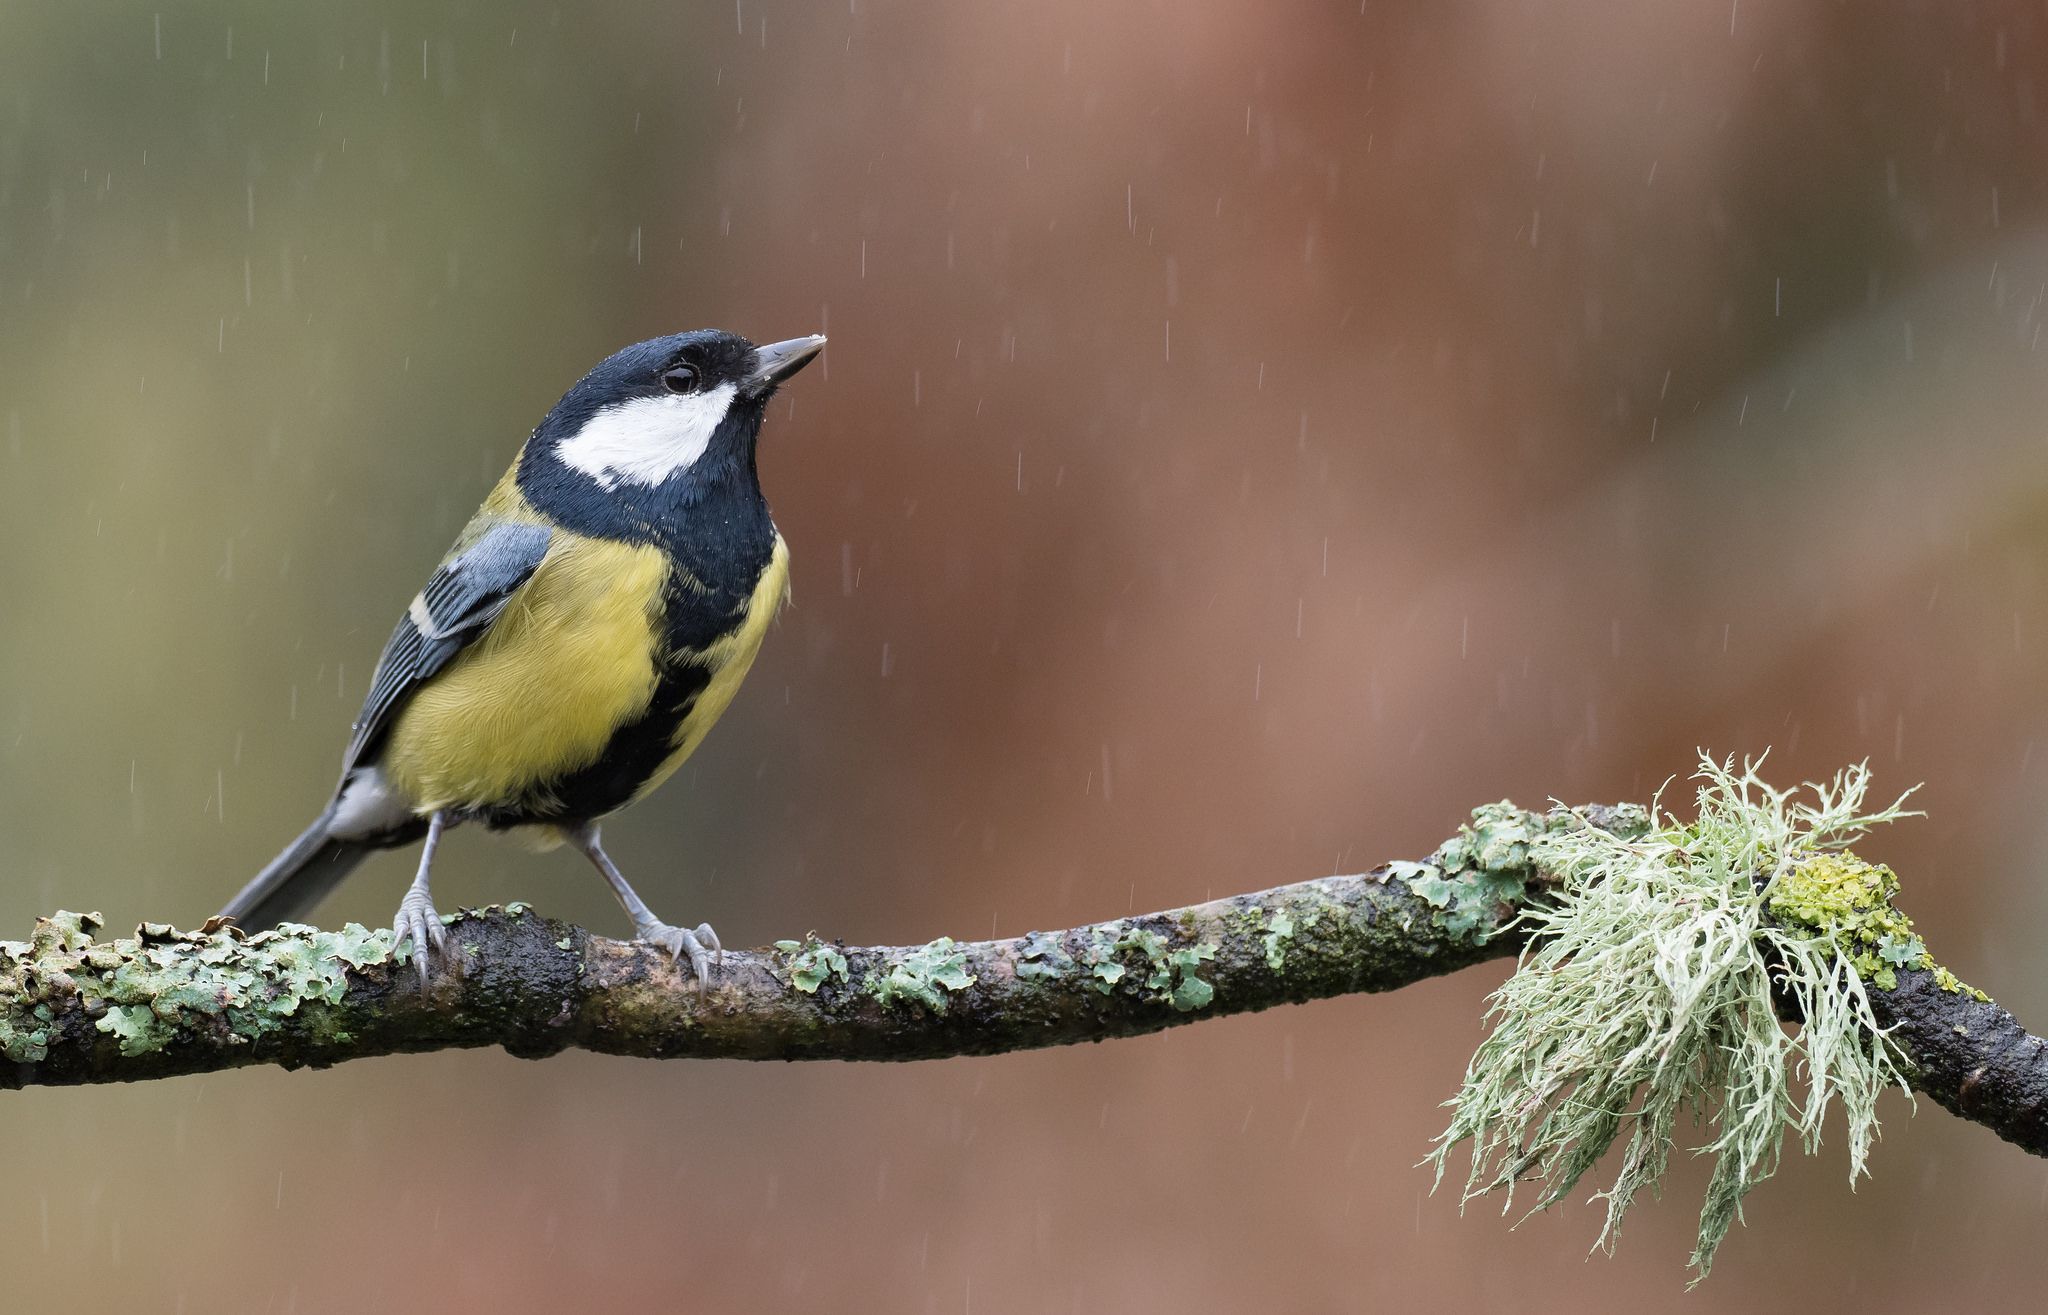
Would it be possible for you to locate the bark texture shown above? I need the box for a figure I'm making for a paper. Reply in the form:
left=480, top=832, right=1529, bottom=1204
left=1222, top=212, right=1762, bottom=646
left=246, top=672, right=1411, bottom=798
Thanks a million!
left=0, top=870, right=1512, bottom=1087
left=1870, top=967, right=2048, bottom=1154
left=3, top=804, right=2040, bottom=1162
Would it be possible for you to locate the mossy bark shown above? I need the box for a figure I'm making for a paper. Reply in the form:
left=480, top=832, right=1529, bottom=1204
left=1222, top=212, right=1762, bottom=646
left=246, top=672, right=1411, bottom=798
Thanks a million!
left=0, top=860, right=1527, bottom=1088
left=3, top=801, right=2043, bottom=1165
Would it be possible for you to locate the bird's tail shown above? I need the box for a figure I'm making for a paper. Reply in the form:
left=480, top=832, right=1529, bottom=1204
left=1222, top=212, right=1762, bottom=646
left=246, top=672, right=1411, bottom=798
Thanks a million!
left=220, top=805, right=377, bottom=930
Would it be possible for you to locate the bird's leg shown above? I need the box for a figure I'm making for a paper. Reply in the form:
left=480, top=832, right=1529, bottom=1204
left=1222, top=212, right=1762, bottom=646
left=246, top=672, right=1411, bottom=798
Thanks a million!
left=392, top=809, right=451, bottom=981
left=567, top=822, right=722, bottom=989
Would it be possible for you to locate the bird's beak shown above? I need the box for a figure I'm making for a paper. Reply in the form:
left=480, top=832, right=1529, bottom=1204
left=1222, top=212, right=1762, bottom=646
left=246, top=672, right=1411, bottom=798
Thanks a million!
left=746, top=335, right=827, bottom=395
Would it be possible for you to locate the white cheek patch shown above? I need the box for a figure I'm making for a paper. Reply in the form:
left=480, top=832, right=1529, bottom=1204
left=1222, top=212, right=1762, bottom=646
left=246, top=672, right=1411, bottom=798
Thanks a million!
left=555, top=383, right=739, bottom=489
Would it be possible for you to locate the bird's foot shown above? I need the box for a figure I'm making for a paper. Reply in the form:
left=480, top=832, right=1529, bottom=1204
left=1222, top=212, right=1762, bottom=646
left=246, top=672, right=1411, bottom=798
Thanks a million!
left=393, top=889, right=451, bottom=983
left=635, top=919, right=722, bottom=992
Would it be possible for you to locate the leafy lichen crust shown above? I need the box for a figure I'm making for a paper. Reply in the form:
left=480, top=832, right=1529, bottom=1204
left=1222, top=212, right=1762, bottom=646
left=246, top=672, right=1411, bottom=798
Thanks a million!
left=0, top=912, right=396, bottom=1062
left=772, top=935, right=850, bottom=994
left=1391, top=800, right=1649, bottom=944
left=867, top=937, right=976, bottom=1011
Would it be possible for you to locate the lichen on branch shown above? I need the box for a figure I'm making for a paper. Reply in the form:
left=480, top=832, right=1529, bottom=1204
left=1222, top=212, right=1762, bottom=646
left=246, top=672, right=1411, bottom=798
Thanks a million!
left=1, top=767, right=2043, bottom=1287
left=1427, top=755, right=1949, bottom=1279
left=0, top=845, right=1526, bottom=1087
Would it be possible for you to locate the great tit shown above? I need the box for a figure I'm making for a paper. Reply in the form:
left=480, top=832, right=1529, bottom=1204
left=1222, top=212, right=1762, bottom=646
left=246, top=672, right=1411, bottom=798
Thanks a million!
left=221, top=329, right=826, bottom=983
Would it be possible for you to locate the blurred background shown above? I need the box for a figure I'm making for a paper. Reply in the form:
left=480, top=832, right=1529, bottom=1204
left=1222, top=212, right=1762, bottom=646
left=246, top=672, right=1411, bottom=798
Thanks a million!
left=3, top=0, right=2046, bottom=1308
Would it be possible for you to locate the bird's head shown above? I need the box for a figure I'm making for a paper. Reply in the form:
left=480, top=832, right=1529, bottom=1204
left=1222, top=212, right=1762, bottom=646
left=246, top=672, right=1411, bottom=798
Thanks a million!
left=524, top=329, right=825, bottom=496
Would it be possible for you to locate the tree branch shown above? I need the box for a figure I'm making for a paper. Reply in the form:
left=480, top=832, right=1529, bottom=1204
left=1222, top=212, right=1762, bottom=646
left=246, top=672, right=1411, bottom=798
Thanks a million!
left=1870, top=967, right=2048, bottom=1153
left=0, top=868, right=1508, bottom=1084
left=3, top=802, right=2042, bottom=1161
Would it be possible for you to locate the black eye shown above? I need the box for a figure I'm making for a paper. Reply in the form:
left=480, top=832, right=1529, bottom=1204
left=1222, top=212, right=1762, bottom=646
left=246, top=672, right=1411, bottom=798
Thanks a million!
left=659, top=363, right=699, bottom=394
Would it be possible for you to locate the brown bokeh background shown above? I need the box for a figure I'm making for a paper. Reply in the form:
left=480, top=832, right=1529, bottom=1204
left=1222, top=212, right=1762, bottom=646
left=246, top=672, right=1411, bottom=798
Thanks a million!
left=5, top=2, right=2048, bottom=1308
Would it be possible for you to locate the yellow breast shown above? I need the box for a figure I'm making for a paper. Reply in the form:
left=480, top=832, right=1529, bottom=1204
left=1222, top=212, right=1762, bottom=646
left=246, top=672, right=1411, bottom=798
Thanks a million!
left=381, top=533, right=671, bottom=812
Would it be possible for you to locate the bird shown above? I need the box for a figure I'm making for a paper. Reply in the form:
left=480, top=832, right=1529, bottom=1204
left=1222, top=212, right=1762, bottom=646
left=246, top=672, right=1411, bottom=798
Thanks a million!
left=221, top=328, right=826, bottom=984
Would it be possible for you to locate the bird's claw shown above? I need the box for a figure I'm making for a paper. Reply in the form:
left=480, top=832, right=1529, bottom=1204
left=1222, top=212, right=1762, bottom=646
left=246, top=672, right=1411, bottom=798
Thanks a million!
left=636, top=919, right=722, bottom=993
left=393, top=890, right=450, bottom=983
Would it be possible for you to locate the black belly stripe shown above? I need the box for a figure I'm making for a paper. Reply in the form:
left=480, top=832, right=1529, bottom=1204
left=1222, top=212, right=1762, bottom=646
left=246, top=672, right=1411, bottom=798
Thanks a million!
left=491, top=658, right=713, bottom=825
left=481, top=560, right=765, bottom=827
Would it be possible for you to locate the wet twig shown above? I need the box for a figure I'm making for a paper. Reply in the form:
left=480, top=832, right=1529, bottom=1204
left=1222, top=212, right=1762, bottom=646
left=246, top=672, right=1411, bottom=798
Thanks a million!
left=1, top=803, right=2040, bottom=1163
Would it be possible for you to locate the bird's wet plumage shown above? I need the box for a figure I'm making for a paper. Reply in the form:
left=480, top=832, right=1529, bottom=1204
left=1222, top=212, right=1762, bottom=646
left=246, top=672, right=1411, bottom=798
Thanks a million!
left=222, top=328, right=824, bottom=982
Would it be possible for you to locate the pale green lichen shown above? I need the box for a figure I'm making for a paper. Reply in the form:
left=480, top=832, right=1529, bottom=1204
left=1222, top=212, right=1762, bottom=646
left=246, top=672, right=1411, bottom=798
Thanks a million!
left=869, top=937, right=976, bottom=1011
left=1397, top=802, right=1653, bottom=944
left=1258, top=909, right=1296, bottom=971
left=1114, top=928, right=1218, bottom=1011
left=97, top=1004, right=164, bottom=1057
left=1402, top=804, right=1535, bottom=943
left=1015, top=931, right=1073, bottom=980
left=1076, top=930, right=1126, bottom=994
left=1050, top=923, right=1222, bottom=1008
left=1430, top=755, right=1920, bottom=1281
left=0, top=913, right=400, bottom=1061
left=773, top=935, right=850, bottom=994
left=34, top=911, right=96, bottom=953
left=1164, top=945, right=1217, bottom=1010
left=0, top=1018, right=49, bottom=1063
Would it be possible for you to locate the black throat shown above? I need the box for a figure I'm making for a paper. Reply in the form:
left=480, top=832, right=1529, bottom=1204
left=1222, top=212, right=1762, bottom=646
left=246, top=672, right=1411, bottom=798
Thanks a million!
left=515, top=405, right=779, bottom=613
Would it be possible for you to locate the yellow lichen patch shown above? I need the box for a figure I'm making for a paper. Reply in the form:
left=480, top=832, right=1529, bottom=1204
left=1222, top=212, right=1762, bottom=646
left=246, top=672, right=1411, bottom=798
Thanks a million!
left=1768, top=851, right=1986, bottom=998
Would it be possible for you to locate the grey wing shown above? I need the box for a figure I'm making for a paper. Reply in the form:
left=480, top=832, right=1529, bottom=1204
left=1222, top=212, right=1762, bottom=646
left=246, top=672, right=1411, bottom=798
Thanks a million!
left=339, top=521, right=554, bottom=776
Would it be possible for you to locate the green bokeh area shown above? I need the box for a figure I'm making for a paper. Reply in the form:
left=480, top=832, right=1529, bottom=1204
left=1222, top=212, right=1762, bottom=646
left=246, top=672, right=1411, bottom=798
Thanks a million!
left=0, top=5, right=751, bottom=927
